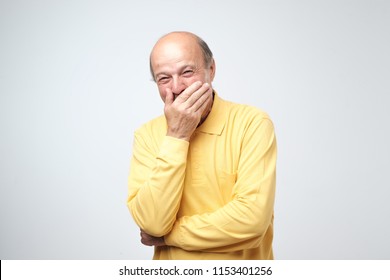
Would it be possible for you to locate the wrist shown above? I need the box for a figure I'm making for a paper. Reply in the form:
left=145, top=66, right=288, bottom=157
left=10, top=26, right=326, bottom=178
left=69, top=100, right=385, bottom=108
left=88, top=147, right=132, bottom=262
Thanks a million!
left=166, top=130, right=192, bottom=142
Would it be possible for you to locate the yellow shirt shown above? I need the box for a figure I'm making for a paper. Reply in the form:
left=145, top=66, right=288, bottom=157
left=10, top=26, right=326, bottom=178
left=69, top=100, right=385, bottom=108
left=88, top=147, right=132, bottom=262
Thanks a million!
left=127, top=94, right=277, bottom=259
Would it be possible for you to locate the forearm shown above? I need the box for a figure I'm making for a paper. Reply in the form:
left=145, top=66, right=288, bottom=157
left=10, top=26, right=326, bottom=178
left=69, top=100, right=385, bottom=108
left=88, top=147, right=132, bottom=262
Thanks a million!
left=128, top=135, right=189, bottom=237
left=165, top=117, right=277, bottom=252
left=165, top=176, right=275, bottom=252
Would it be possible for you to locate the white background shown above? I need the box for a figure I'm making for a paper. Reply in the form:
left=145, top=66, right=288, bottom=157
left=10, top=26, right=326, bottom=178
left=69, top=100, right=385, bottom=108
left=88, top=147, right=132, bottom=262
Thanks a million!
left=1, top=0, right=389, bottom=259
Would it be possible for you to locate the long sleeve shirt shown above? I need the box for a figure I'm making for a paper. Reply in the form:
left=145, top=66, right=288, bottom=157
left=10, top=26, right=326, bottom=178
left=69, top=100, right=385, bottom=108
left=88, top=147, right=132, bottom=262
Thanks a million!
left=127, top=93, right=277, bottom=260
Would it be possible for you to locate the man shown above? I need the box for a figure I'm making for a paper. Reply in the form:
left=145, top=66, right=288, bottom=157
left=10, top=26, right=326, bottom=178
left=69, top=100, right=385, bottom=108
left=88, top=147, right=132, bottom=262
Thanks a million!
left=127, top=31, right=277, bottom=260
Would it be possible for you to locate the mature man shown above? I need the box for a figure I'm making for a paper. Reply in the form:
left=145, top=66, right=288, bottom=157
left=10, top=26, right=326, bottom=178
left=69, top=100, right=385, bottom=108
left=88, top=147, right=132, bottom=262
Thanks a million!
left=127, top=31, right=277, bottom=260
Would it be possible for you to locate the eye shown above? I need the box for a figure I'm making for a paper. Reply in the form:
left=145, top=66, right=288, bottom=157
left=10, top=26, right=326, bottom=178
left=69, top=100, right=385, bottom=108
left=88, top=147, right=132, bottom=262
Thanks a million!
left=182, top=70, right=194, bottom=77
left=157, top=77, right=169, bottom=84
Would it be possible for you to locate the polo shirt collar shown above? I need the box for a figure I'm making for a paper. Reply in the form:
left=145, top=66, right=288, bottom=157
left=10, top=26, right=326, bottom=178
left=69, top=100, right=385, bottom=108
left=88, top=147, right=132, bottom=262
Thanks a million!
left=196, top=91, right=226, bottom=135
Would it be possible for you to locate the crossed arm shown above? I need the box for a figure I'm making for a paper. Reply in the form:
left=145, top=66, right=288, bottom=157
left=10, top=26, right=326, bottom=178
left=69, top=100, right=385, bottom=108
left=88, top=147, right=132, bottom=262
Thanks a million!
left=128, top=82, right=276, bottom=251
left=129, top=116, right=276, bottom=252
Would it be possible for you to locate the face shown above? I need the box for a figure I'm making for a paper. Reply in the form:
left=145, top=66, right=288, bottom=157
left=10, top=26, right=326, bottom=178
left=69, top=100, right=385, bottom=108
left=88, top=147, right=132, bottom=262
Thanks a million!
left=150, top=33, right=215, bottom=102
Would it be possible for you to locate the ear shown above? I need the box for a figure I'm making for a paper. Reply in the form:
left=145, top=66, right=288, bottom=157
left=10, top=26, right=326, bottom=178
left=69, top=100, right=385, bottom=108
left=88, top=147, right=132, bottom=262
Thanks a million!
left=209, top=58, right=216, bottom=82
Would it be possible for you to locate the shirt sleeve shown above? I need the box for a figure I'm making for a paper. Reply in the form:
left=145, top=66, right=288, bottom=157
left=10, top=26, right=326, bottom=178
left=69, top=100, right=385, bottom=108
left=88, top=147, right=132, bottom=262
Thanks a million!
left=164, top=117, right=277, bottom=252
left=127, top=133, right=189, bottom=237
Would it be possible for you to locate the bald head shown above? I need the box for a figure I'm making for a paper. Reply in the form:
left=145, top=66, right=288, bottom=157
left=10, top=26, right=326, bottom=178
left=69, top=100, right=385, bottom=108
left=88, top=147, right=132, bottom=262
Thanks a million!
left=149, top=32, right=213, bottom=81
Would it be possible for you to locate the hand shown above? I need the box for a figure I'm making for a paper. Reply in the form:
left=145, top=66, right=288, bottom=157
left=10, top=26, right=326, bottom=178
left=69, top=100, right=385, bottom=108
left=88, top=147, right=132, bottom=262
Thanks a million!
left=140, top=229, right=166, bottom=247
left=164, top=81, right=212, bottom=141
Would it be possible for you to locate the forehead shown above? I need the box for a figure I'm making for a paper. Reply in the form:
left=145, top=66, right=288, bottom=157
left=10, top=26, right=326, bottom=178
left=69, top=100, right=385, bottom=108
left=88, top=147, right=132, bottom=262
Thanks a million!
left=151, top=35, right=203, bottom=72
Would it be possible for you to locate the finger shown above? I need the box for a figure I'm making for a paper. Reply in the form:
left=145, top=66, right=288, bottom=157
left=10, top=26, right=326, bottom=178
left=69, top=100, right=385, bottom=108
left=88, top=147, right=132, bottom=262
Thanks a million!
left=184, top=83, right=210, bottom=108
left=164, top=88, right=174, bottom=106
left=189, top=86, right=212, bottom=112
left=140, top=232, right=152, bottom=245
left=174, top=81, right=203, bottom=102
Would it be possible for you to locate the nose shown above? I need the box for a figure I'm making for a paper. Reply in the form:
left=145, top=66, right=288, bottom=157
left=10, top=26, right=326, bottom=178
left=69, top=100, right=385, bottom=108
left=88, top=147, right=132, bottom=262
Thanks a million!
left=171, top=76, right=186, bottom=95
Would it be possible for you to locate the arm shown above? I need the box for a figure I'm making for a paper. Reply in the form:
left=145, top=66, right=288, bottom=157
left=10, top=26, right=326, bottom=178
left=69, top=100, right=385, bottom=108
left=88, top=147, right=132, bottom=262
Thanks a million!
left=164, top=117, right=277, bottom=252
left=127, top=82, right=212, bottom=237
left=127, top=133, right=189, bottom=237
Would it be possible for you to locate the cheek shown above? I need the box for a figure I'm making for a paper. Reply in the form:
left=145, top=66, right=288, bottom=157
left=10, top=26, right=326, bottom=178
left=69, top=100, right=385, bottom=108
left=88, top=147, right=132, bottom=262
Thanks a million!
left=203, top=71, right=212, bottom=83
left=185, top=76, right=205, bottom=86
left=191, top=72, right=209, bottom=85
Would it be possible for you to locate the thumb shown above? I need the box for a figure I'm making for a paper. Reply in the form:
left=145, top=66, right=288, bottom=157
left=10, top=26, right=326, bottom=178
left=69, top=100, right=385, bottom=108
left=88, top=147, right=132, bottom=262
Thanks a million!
left=165, top=88, right=174, bottom=106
